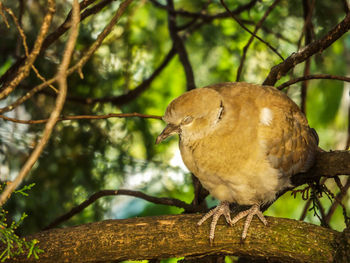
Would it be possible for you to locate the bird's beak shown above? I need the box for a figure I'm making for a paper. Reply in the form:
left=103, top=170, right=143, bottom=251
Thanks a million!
left=156, top=123, right=180, bottom=144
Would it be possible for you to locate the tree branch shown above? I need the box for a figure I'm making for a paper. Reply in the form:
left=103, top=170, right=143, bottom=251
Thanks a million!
left=0, top=0, right=134, bottom=114
left=43, top=189, right=201, bottom=230
left=0, top=0, right=56, bottom=100
left=149, top=0, right=259, bottom=21
left=291, top=150, right=350, bottom=185
left=0, top=0, right=80, bottom=206
left=277, top=74, right=350, bottom=90
left=2, top=4, right=58, bottom=93
left=299, top=177, right=327, bottom=221
left=0, top=113, right=162, bottom=124
left=41, top=0, right=112, bottom=51
left=263, top=12, right=350, bottom=86
left=1, top=0, right=256, bottom=88
left=0, top=2, right=10, bottom=28
left=10, top=150, right=346, bottom=262
left=167, top=0, right=196, bottom=91
left=347, top=100, right=350, bottom=150
left=0, top=43, right=173, bottom=111
left=220, top=0, right=284, bottom=61
left=0, top=0, right=113, bottom=86
left=92, top=45, right=176, bottom=106
left=6, top=214, right=343, bottom=263
left=29, top=150, right=350, bottom=232
left=325, top=177, right=350, bottom=225
left=236, top=0, right=281, bottom=81
left=299, top=0, right=315, bottom=114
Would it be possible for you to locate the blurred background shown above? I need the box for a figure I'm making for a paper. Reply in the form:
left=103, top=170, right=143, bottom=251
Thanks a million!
left=0, top=0, right=349, bottom=261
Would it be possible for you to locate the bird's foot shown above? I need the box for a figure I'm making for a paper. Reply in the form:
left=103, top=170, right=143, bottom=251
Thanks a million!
left=230, top=204, right=267, bottom=240
left=197, top=201, right=232, bottom=245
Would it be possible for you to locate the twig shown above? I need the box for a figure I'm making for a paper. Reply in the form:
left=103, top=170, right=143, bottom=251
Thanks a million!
left=315, top=197, right=329, bottom=227
left=261, top=24, right=294, bottom=44
left=300, top=59, right=310, bottom=114
left=167, top=0, right=196, bottom=91
left=263, top=12, right=350, bottom=86
left=2, top=4, right=58, bottom=93
left=43, top=189, right=199, bottom=230
left=0, top=0, right=56, bottom=100
left=99, top=46, right=176, bottom=106
left=0, top=0, right=80, bottom=206
left=296, top=0, right=315, bottom=50
left=334, top=176, right=344, bottom=190
left=322, top=182, right=350, bottom=227
left=42, top=0, right=99, bottom=48
left=0, top=45, right=175, bottom=113
left=303, top=184, right=325, bottom=226
left=0, top=0, right=112, bottom=86
left=0, top=113, right=162, bottom=124
left=298, top=178, right=327, bottom=221
left=0, top=2, right=10, bottom=28
left=277, top=74, right=350, bottom=90
left=43, top=0, right=113, bottom=51
left=324, top=177, right=350, bottom=225
left=299, top=199, right=312, bottom=221
left=300, top=0, right=315, bottom=114
left=346, top=98, right=350, bottom=150
left=220, top=0, right=284, bottom=61
left=291, top=184, right=312, bottom=200
left=15, top=0, right=25, bottom=57
left=342, top=0, right=350, bottom=14
left=0, top=0, right=134, bottom=114
left=149, top=0, right=259, bottom=21
left=236, top=0, right=281, bottom=81
left=176, top=17, right=198, bottom=32
left=2, top=6, right=29, bottom=55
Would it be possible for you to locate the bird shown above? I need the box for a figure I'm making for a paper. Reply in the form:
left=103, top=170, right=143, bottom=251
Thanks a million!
left=156, top=82, right=319, bottom=243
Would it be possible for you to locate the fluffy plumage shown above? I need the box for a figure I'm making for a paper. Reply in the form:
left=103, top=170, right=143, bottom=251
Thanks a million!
left=156, top=82, right=318, bottom=242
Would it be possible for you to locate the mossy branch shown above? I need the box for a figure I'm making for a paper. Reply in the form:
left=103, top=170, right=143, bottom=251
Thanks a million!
left=4, top=214, right=348, bottom=263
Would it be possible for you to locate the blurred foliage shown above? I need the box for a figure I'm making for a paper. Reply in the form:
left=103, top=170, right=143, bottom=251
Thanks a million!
left=0, top=0, right=348, bottom=255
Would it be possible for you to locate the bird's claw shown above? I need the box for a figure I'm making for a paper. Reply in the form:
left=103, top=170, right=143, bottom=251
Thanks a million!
left=198, top=203, right=267, bottom=242
left=230, top=204, right=267, bottom=240
left=197, top=201, right=232, bottom=244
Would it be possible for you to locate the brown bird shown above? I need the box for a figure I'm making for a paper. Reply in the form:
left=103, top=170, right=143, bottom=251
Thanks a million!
left=156, top=82, right=318, bottom=242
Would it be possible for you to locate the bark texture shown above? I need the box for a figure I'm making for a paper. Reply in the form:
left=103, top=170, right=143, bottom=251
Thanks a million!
left=7, top=214, right=342, bottom=263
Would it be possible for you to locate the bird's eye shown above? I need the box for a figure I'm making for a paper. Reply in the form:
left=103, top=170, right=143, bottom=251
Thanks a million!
left=182, top=116, right=193, bottom=125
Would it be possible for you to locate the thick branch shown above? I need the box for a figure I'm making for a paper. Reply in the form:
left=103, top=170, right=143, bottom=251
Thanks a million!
left=7, top=214, right=341, bottom=263
left=40, top=150, right=350, bottom=232
left=291, top=150, right=350, bottom=186
left=263, top=12, right=350, bottom=85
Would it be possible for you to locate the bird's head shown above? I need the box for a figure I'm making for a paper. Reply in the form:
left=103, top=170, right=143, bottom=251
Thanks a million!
left=156, top=88, right=224, bottom=144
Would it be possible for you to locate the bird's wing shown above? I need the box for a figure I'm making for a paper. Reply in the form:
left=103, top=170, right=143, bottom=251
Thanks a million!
left=207, top=82, right=319, bottom=177
left=256, top=86, right=319, bottom=177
